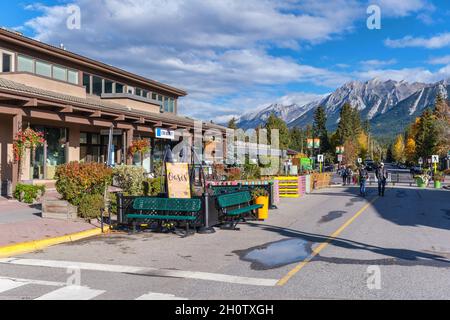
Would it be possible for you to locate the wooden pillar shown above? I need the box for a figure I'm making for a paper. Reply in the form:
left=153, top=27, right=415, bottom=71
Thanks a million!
left=126, top=128, right=134, bottom=165
left=11, top=113, right=22, bottom=188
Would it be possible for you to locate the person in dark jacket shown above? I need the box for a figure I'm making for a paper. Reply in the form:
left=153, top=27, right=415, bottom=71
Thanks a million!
left=358, top=166, right=369, bottom=197
left=375, top=162, right=388, bottom=196
left=342, top=166, right=348, bottom=185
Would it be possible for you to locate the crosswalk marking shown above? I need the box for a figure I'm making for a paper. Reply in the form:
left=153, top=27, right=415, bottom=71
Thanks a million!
left=136, top=292, right=188, bottom=300
left=0, top=276, right=187, bottom=300
left=0, top=278, right=27, bottom=293
left=35, top=285, right=105, bottom=300
left=0, top=258, right=278, bottom=286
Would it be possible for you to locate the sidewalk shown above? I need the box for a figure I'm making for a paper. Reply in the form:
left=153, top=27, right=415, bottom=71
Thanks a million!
left=0, top=197, right=104, bottom=249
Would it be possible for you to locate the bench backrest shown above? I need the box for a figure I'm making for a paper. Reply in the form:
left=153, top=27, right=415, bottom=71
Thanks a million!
left=133, top=198, right=201, bottom=212
left=217, top=191, right=252, bottom=208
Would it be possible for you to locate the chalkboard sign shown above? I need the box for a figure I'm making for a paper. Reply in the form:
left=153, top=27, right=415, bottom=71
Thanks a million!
left=166, top=163, right=191, bottom=199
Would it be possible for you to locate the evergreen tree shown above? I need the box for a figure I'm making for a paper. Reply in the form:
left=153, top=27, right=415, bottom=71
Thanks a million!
left=227, top=117, right=238, bottom=130
left=288, top=127, right=304, bottom=153
left=415, top=109, right=439, bottom=158
left=313, top=106, right=331, bottom=153
left=264, top=113, right=290, bottom=150
left=335, top=103, right=355, bottom=144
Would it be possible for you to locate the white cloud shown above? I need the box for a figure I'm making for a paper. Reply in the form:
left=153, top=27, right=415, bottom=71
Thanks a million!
left=22, top=0, right=361, bottom=121
left=385, top=33, right=450, bottom=49
left=428, top=55, right=450, bottom=65
left=371, top=0, right=433, bottom=17
left=355, top=64, right=450, bottom=83
left=360, top=59, right=397, bottom=67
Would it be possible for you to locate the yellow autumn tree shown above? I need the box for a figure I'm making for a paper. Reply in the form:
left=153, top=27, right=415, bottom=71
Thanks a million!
left=357, top=132, right=368, bottom=159
left=405, top=137, right=416, bottom=164
left=392, top=134, right=405, bottom=163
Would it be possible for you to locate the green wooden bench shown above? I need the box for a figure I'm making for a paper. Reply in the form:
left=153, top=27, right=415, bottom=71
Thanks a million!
left=216, top=191, right=263, bottom=230
left=128, top=197, right=202, bottom=237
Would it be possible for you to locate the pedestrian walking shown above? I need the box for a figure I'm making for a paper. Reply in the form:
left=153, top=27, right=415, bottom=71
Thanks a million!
left=342, top=166, right=348, bottom=185
left=346, top=167, right=353, bottom=185
left=375, top=162, right=388, bottom=196
left=358, top=165, right=369, bottom=197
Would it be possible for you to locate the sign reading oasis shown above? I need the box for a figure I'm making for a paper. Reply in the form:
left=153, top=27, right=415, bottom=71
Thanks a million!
left=155, top=128, right=175, bottom=140
left=166, top=163, right=191, bottom=199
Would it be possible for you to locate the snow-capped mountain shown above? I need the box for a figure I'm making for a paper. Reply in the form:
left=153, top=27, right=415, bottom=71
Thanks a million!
left=289, top=78, right=427, bottom=130
left=236, top=78, right=449, bottom=136
left=237, top=100, right=320, bottom=129
left=371, top=80, right=450, bottom=134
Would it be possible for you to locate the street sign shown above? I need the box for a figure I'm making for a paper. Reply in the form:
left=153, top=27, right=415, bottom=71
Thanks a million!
left=317, top=154, right=324, bottom=163
left=418, top=157, right=423, bottom=165
left=432, top=155, right=439, bottom=164
left=357, top=158, right=362, bottom=164
left=337, top=154, right=343, bottom=162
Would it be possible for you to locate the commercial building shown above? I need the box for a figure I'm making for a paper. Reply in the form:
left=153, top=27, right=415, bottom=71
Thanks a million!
left=0, top=28, right=225, bottom=196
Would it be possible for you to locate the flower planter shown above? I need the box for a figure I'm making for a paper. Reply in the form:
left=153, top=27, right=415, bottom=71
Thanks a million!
left=434, top=181, right=442, bottom=189
left=416, top=177, right=426, bottom=188
left=255, top=196, right=269, bottom=220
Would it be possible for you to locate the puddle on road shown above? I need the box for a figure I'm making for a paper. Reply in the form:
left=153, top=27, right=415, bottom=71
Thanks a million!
left=234, top=238, right=313, bottom=270
left=319, top=211, right=346, bottom=224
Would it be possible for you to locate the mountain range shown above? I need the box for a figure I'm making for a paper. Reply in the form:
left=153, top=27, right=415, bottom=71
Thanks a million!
left=235, top=78, right=450, bottom=136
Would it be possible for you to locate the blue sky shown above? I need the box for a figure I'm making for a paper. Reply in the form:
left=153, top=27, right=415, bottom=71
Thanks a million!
left=2, top=0, right=450, bottom=122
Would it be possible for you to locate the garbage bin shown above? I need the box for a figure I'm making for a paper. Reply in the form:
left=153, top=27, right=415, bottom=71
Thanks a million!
left=255, top=196, right=269, bottom=220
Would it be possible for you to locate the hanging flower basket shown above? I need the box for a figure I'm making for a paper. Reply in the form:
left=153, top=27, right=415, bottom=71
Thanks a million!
left=13, top=128, right=46, bottom=181
left=128, top=139, right=151, bottom=166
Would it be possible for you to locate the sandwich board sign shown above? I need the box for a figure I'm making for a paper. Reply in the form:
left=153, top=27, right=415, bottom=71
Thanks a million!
left=166, top=163, right=191, bottom=199
left=317, top=154, right=324, bottom=163
left=432, top=155, right=439, bottom=164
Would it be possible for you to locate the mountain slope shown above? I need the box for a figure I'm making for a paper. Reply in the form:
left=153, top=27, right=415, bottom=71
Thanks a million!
left=370, top=80, right=450, bottom=135
left=289, top=78, right=427, bottom=131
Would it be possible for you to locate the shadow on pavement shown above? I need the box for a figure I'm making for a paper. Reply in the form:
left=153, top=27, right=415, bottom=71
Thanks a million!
left=245, top=223, right=450, bottom=268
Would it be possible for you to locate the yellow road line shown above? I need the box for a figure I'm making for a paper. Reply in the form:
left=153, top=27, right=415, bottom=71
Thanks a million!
left=276, top=196, right=379, bottom=286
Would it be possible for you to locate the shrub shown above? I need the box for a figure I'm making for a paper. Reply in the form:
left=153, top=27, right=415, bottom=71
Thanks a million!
left=14, top=184, right=46, bottom=204
left=55, top=162, right=112, bottom=206
left=243, top=163, right=261, bottom=180
left=113, top=165, right=146, bottom=196
left=144, top=177, right=163, bottom=196
left=78, top=194, right=105, bottom=220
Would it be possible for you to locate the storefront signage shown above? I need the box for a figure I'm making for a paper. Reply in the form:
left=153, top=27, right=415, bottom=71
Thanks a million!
left=156, top=128, right=175, bottom=140
left=100, top=129, right=123, bottom=136
left=166, top=163, right=191, bottom=199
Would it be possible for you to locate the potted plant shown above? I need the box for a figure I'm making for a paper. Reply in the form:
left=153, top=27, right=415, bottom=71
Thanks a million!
left=433, top=171, right=445, bottom=189
left=251, top=187, right=270, bottom=220
left=414, top=173, right=429, bottom=188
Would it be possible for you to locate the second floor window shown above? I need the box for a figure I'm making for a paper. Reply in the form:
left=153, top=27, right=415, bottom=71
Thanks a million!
left=2, top=53, right=12, bottom=72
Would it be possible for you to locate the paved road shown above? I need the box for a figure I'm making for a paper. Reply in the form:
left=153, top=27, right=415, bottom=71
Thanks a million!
left=0, top=185, right=449, bottom=300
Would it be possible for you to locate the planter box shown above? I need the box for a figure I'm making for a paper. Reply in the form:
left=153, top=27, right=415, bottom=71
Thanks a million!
left=42, top=199, right=78, bottom=220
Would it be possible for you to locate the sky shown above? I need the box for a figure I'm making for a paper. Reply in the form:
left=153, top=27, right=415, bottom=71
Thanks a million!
left=1, top=0, right=450, bottom=123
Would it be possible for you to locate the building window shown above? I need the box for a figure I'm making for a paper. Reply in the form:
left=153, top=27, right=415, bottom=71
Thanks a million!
left=143, top=90, right=149, bottom=98
left=18, top=55, right=34, bottom=73
left=36, top=61, right=52, bottom=78
left=105, top=79, right=114, bottom=94
left=53, top=65, right=67, bottom=82
left=92, top=76, right=102, bottom=96
left=127, top=87, right=134, bottom=95
left=83, top=73, right=91, bottom=94
left=116, top=83, right=124, bottom=93
left=135, top=88, right=142, bottom=96
left=2, top=53, right=12, bottom=72
left=152, top=93, right=158, bottom=100
left=68, top=70, right=79, bottom=85
left=168, top=97, right=175, bottom=113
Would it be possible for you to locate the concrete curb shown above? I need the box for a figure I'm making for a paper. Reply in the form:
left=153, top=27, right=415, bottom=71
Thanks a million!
left=0, top=226, right=110, bottom=258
